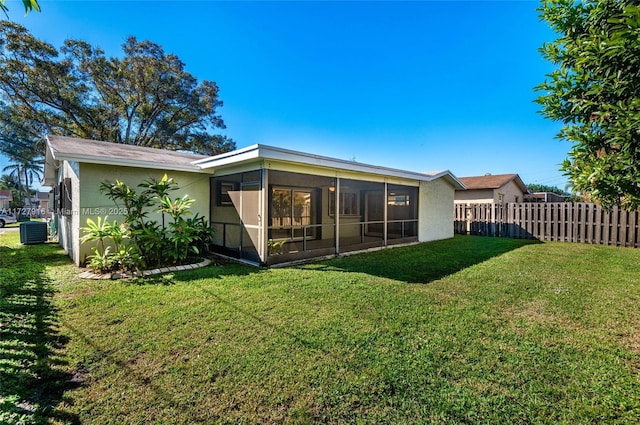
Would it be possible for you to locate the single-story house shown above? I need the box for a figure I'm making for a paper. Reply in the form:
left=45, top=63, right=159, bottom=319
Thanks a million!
left=43, top=135, right=465, bottom=267
left=454, top=173, right=527, bottom=204
left=0, top=189, right=12, bottom=210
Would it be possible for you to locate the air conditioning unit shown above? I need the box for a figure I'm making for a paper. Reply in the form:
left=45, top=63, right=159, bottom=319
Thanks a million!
left=20, top=221, right=48, bottom=245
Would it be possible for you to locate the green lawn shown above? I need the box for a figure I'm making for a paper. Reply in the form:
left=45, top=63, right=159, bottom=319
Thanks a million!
left=1, top=233, right=639, bottom=424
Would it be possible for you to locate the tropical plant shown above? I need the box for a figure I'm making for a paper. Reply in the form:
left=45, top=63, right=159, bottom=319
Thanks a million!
left=111, top=244, right=143, bottom=273
left=139, top=174, right=178, bottom=229
left=86, top=246, right=115, bottom=274
left=1, top=147, right=43, bottom=206
left=81, top=216, right=112, bottom=254
left=0, top=0, right=39, bottom=18
left=0, top=173, right=17, bottom=190
left=268, top=239, right=286, bottom=255
left=159, top=194, right=195, bottom=223
left=97, top=174, right=215, bottom=270
left=81, top=216, right=141, bottom=273
left=188, top=214, right=216, bottom=255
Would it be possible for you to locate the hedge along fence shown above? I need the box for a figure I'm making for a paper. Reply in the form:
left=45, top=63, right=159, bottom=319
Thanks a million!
left=454, top=202, right=640, bottom=248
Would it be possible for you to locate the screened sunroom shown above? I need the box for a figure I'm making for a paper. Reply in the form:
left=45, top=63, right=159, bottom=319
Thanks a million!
left=196, top=145, right=463, bottom=266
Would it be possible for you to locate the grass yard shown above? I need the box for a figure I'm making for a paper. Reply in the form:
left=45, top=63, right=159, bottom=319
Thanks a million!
left=1, top=233, right=639, bottom=424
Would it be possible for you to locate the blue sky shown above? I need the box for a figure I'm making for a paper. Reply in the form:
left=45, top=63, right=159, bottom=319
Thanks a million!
left=2, top=0, right=568, bottom=189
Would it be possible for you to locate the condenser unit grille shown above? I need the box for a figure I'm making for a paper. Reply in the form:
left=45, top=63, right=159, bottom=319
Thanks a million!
left=20, top=221, right=48, bottom=245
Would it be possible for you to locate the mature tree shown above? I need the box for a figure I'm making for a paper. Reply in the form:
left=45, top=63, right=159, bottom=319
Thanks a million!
left=0, top=104, right=44, bottom=206
left=526, top=183, right=568, bottom=196
left=2, top=144, right=43, bottom=205
left=0, top=0, right=39, bottom=17
left=536, top=0, right=640, bottom=210
left=0, top=21, right=235, bottom=155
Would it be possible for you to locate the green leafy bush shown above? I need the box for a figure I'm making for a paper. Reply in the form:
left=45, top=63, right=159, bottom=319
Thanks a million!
left=81, top=216, right=141, bottom=273
left=83, top=174, right=215, bottom=272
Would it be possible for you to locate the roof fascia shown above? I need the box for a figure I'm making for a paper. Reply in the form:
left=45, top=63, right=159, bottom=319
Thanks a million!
left=197, top=144, right=462, bottom=184
left=48, top=150, right=207, bottom=174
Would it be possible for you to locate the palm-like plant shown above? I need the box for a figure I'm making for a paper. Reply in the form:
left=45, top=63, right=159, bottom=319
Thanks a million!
left=2, top=149, right=43, bottom=206
left=0, top=173, right=19, bottom=190
left=0, top=108, right=45, bottom=206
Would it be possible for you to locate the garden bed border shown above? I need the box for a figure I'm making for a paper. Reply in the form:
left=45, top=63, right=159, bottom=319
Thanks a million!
left=79, top=258, right=212, bottom=280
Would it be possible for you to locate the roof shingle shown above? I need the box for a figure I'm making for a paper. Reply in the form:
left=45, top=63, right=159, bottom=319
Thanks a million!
left=46, top=135, right=207, bottom=170
left=458, top=174, right=527, bottom=192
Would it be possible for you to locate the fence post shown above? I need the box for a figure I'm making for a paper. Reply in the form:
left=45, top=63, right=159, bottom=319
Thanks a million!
left=585, top=203, right=593, bottom=244
left=612, top=206, right=620, bottom=246
left=630, top=210, right=638, bottom=248
left=620, top=208, right=628, bottom=247
left=603, top=207, right=611, bottom=245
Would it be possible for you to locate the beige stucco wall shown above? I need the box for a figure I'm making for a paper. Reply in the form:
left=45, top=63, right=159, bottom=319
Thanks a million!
left=454, top=181, right=525, bottom=204
left=496, top=180, right=525, bottom=203
left=454, top=188, right=494, bottom=204
left=76, top=163, right=211, bottom=265
left=419, top=178, right=455, bottom=242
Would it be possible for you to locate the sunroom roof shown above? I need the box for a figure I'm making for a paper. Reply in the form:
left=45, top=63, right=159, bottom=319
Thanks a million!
left=195, top=144, right=465, bottom=189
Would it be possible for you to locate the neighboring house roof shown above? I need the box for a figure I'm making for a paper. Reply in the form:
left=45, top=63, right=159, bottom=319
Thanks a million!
left=0, top=189, right=12, bottom=201
left=195, top=144, right=466, bottom=189
left=457, top=174, right=527, bottom=193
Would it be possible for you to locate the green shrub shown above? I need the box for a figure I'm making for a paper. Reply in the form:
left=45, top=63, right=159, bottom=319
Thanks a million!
left=86, top=174, right=215, bottom=272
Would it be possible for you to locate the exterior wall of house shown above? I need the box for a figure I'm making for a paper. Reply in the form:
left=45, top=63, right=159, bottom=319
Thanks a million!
left=56, top=160, right=81, bottom=265
left=454, top=188, right=494, bottom=203
left=74, top=163, right=210, bottom=265
left=496, top=180, right=525, bottom=203
left=419, top=178, right=455, bottom=242
left=454, top=181, right=525, bottom=204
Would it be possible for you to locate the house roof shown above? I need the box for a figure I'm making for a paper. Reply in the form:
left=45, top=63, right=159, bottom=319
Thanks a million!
left=45, top=135, right=208, bottom=175
left=43, top=136, right=464, bottom=190
left=457, top=174, right=527, bottom=193
left=0, top=189, right=12, bottom=201
left=194, top=144, right=465, bottom=189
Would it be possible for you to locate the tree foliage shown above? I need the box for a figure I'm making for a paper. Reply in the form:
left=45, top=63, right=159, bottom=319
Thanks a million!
left=526, top=183, right=581, bottom=202
left=0, top=105, right=44, bottom=205
left=0, top=0, right=39, bottom=18
left=0, top=21, right=235, bottom=155
left=526, top=183, right=569, bottom=196
left=536, top=0, right=640, bottom=210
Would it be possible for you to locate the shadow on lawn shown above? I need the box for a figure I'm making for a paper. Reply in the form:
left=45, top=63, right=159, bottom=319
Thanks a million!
left=0, top=242, right=80, bottom=425
left=304, top=235, right=541, bottom=284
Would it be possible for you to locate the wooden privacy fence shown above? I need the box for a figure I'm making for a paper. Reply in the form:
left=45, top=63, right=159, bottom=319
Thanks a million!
left=454, top=203, right=640, bottom=248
